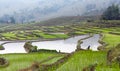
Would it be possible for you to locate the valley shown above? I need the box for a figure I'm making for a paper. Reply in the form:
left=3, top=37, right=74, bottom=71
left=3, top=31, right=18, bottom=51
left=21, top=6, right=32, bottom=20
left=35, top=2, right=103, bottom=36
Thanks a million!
left=0, top=20, right=120, bottom=71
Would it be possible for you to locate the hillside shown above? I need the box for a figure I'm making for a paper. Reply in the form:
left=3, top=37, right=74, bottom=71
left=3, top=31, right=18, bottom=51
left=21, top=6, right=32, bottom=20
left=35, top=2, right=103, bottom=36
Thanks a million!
left=0, top=15, right=101, bottom=32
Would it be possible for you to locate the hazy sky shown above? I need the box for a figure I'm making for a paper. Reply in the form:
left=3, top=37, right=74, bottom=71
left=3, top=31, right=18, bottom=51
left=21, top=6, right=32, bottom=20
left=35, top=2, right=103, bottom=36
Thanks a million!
left=0, top=0, right=79, bottom=16
left=0, top=0, right=119, bottom=21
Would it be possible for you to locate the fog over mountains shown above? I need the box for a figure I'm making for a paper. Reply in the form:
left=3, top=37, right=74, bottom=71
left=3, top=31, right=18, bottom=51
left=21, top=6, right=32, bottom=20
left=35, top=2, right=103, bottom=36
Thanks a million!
left=0, top=0, right=120, bottom=23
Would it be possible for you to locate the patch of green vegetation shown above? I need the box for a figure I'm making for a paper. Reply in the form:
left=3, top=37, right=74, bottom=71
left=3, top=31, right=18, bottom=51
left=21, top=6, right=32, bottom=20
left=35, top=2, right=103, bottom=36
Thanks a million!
left=110, top=32, right=120, bottom=35
left=74, top=31, right=87, bottom=35
left=1, top=32, right=15, bottom=37
left=55, top=51, right=106, bottom=71
left=96, top=45, right=120, bottom=71
left=50, top=34, right=69, bottom=39
left=79, top=29, right=95, bottom=33
left=1, top=32, right=17, bottom=40
left=0, top=45, right=4, bottom=50
left=33, top=31, right=69, bottom=39
left=54, top=51, right=120, bottom=71
left=0, top=29, right=69, bottom=40
left=0, top=52, right=63, bottom=71
left=39, top=33, right=58, bottom=39
left=43, top=56, right=64, bottom=64
left=96, top=64, right=120, bottom=71
left=101, top=28, right=114, bottom=33
left=0, top=21, right=119, bottom=41
left=103, top=33, right=120, bottom=48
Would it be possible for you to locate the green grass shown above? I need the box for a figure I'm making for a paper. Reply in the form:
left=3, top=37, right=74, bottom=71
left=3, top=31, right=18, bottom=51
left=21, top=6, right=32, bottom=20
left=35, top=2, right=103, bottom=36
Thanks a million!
left=1, top=32, right=17, bottom=40
left=54, top=51, right=120, bottom=71
left=0, top=23, right=119, bottom=41
left=74, top=31, right=87, bottom=35
left=43, top=56, right=64, bottom=64
left=2, top=32, right=15, bottom=37
left=50, top=34, right=69, bottom=39
left=33, top=31, right=69, bottom=39
left=103, top=33, right=120, bottom=48
left=0, top=52, right=63, bottom=71
left=55, top=51, right=106, bottom=71
left=110, top=32, right=120, bottom=35
left=0, top=30, right=69, bottom=40
left=38, top=33, right=58, bottom=39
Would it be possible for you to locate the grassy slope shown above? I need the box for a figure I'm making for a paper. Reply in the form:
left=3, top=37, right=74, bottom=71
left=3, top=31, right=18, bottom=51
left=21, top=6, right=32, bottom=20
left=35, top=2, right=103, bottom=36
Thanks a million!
left=55, top=51, right=120, bottom=71
left=103, top=33, right=120, bottom=48
left=0, top=30, right=69, bottom=40
left=38, top=33, right=68, bottom=39
left=0, top=52, right=63, bottom=71
left=42, top=56, right=64, bottom=64
left=56, top=51, right=106, bottom=71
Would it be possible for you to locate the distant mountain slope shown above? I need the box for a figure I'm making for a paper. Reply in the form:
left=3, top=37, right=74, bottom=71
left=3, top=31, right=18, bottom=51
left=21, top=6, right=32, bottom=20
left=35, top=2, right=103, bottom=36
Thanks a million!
left=35, top=16, right=100, bottom=26
left=0, top=0, right=120, bottom=23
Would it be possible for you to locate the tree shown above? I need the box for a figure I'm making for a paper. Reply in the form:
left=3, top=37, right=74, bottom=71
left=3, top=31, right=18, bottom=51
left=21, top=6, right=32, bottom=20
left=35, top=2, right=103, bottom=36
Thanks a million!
left=102, top=4, right=120, bottom=20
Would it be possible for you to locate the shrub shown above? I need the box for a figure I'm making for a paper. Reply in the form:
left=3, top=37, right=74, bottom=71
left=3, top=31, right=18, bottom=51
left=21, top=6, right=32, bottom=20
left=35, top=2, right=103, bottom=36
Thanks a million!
left=0, top=45, right=4, bottom=50
left=24, top=41, right=38, bottom=53
left=0, top=58, right=9, bottom=68
left=107, top=43, right=120, bottom=66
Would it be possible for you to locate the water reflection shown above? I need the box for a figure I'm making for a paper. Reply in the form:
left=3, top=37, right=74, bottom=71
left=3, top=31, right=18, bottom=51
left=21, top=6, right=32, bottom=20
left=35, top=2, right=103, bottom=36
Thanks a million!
left=0, top=35, right=88, bottom=54
left=81, top=34, right=101, bottom=51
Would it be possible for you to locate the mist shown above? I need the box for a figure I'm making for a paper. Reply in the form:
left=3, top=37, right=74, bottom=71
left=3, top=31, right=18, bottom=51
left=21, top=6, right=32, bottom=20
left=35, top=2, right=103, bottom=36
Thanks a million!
left=0, top=0, right=119, bottom=22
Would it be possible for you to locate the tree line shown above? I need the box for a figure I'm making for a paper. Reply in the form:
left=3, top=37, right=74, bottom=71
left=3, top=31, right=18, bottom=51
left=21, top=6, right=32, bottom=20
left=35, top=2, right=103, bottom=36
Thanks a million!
left=101, top=4, right=120, bottom=20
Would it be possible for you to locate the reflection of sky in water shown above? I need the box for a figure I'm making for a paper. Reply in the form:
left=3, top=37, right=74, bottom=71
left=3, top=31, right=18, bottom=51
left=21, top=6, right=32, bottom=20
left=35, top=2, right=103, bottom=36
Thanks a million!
left=32, top=35, right=88, bottom=53
left=0, top=41, right=6, bottom=44
left=0, top=42, right=26, bottom=54
left=81, top=34, right=101, bottom=51
left=0, top=35, right=88, bottom=54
